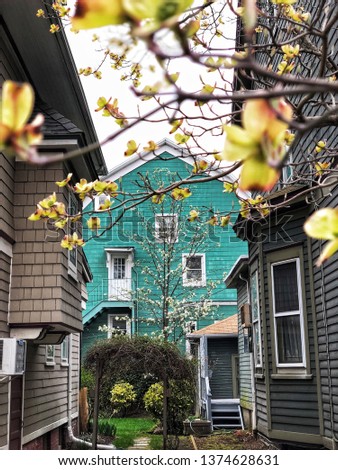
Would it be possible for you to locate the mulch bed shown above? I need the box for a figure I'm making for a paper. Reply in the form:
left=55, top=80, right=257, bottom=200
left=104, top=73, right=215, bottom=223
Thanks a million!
left=179, top=430, right=277, bottom=451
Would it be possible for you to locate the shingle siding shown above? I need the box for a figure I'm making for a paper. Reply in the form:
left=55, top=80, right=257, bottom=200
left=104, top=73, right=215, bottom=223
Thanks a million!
left=9, top=161, right=83, bottom=331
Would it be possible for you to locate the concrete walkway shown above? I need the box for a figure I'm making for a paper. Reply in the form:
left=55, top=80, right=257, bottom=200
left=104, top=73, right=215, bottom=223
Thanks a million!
left=128, top=436, right=151, bottom=450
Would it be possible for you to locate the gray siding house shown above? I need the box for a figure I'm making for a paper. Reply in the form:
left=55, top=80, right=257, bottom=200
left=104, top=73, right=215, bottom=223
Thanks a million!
left=0, top=0, right=106, bottom=449
left=228, top=0, right=338, bottom=450
left=187, top=315, right=244, bottom=430
left=224, top=256, right=255, bottom=431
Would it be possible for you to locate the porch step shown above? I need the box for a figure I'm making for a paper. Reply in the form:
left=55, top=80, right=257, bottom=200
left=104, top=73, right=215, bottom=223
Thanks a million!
left=211, top=399, right=244, bottom=430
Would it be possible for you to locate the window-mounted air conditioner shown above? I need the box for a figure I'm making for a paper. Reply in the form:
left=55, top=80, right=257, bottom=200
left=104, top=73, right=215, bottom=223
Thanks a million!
left=0, top=338, right=26, bottom=375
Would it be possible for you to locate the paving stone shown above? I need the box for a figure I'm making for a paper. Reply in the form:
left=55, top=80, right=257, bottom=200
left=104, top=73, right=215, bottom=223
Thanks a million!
left=128, top=437, right=151, bottom=450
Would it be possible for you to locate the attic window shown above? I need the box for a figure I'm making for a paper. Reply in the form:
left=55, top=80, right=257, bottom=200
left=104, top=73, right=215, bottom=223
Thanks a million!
left=155, top=214, right=178, bottom=243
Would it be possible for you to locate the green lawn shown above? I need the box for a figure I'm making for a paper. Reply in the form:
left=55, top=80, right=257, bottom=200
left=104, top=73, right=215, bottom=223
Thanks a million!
left=111, top=417, right=158, bottom=449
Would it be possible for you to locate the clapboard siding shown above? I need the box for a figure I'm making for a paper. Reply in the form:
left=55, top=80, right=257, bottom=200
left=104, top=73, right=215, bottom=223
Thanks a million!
left=237, top=281, right=253, bottom=410
left=0, top=246, right=11, bottom=447
left=83, top=154, right=248, bottom=352
left=71, top=333, right=80, bottom=415
left=311, top=182, right=338, bottom=443
left=253, top=205, right=321, bottom=440
left=23, top=334, right=79, bottom=440
left=208, top=338, right=238, bottom=399
left=0, top=380, right=8, bottom=448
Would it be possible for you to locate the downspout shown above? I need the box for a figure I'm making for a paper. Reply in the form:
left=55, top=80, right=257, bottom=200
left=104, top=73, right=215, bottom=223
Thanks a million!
left=67, top=334, right=115, bottom=450
left=239, top=273, right=257, bottom=433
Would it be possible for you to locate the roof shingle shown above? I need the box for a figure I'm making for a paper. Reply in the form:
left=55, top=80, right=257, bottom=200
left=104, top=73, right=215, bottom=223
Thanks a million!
left=190, top=314, right=238, bottom=336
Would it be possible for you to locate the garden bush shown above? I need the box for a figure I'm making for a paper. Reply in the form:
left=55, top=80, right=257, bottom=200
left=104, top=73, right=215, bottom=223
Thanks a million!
left=110, top=382, right=137, bottom=416
left=143, top=380, right=195, bottom=434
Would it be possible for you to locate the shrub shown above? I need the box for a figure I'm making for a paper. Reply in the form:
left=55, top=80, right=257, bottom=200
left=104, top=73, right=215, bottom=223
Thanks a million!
left=88, top=418, right=117, bottom=439
left=80, top=367, right=95, bottom=391
left=143, top=382, right=163, bottom=418
left=110, top=382, right=137, bottom=416
left=143, top=380, right=195, bottom=434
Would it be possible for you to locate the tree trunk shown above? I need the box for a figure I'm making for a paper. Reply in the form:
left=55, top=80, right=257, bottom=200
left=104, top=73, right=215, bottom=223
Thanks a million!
left=92, top=360, right=103, bottom=450
left=162, top=373, right=168, bottom=450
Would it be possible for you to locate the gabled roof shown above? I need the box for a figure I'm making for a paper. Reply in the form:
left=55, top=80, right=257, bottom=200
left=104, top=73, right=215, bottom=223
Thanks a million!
left=34, top=101, right=83, bottom=136
left=224, top=255, right=249, bottom=289
left=189, top=314, right=238, bottom=337
left=104, top=138, right=237, bottom=183
left=0, top=0, right=107, bottom=177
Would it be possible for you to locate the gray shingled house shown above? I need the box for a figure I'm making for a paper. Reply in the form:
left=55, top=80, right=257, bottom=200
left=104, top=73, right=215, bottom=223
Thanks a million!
left=0, top=0, right=106, bottom=449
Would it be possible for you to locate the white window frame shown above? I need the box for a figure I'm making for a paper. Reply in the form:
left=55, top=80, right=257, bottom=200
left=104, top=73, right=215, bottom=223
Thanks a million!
left=185, top=321, right=197, bottom=356
left=45, top=345, right=55, bottom=366
left=182, top=253, right=206, bottom=287
left=250, top=270, right=262, bottom=368
left=271, top=258, right=306, bottom=368
left=106, top=250, right=133, bottom=301
left=61, top=336, right=69, bottom=366
left=155, top=213, right=178, bottom=243
left=107, top=314, right=131, bottom=338
left=94, top=193, right=111, bottom=211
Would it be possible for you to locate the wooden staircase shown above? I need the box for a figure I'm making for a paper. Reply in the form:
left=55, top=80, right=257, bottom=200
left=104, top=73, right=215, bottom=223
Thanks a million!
left=211, top=399, right=244, bottom=430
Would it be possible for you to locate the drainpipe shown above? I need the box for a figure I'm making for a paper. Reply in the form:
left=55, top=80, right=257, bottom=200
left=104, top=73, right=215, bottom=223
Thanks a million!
left=239, top=273, right=257, bottom=433
left=67, top=334, right=115, bottom=450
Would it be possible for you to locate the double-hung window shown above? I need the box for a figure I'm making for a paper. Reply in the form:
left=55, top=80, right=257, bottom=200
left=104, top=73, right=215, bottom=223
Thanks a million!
left=271, top=258, right=305, bottom=367
left=182, top=254, right=206, bottom=287
left=155, top=214, right=178, bottom=243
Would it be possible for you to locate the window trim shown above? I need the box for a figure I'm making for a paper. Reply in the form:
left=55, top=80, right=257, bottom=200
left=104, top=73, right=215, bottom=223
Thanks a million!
left=107, top=313, right=131, bottom=338
left=61, top=336, right=69, bottom=366
left=182, top=253, right=206, bottom=287
left=45, top=345, right=55, bottom=366
left=155, top=213, right=178, bottom=243
left=250, top=270, right=262, bottom=368
left=263, top=243, right=312, bottom=380
left=271, top=257, right=306, bottom=368
left=106, top=251, right=133, bottom=300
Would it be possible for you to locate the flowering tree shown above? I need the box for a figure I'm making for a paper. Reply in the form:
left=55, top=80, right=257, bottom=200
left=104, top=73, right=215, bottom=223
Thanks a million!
left=132, top=185, right=221, bottom=342
left=0, top=0, right=337, bottom=262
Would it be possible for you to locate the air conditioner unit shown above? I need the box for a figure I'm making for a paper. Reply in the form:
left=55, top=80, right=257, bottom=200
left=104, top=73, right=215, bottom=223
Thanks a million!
left=0, top=338, right=26, bottom=375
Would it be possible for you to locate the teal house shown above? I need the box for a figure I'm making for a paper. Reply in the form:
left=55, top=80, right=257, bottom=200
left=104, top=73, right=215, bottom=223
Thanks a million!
left=81, top=139, right=248, bottom=358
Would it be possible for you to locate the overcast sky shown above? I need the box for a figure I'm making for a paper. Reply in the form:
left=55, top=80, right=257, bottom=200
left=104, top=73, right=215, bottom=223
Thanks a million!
left=65, top=2, right=237, bottom=172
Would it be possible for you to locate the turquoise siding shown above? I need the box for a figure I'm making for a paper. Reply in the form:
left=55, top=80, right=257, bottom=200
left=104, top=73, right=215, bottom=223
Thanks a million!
left=82, top=152, right=247, bottom=354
